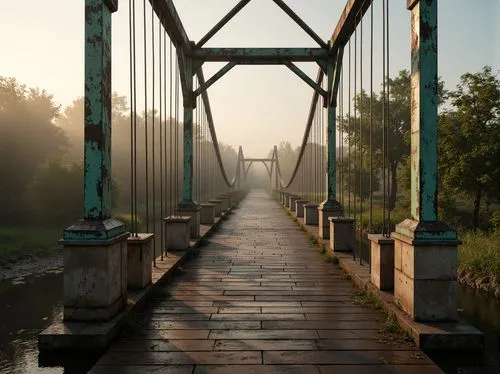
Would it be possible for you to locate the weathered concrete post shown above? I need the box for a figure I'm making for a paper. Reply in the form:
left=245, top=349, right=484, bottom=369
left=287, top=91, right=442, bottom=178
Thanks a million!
left=392, top=0, right=459, bottom=321
left=319, top=57, right=343, bottom=239
left=178, top=55, right=201, bottom=238
left=61, top=0, right=129, bottom=322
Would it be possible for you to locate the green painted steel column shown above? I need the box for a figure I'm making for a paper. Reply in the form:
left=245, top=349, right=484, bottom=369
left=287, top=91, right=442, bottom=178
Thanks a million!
left=181, top=56, right=195, bottom=206
left=394, top=0, right=457, bottom=241
left=327, top=60, right=337, bottom=202
left=63, top=0, right=126, bottom=241
left=409, top=0, right=438, bottom=222
left=320, top=59, right=342, bottom=211
left=83, top=0, right=116, bottom=220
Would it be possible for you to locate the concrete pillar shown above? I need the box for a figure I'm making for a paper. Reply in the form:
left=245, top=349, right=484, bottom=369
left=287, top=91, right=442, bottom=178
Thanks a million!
left=177, top=206, right=201, bottom=239
left=368, top=234, right=394, bottom=291
left=318, top=205, right=343, bottom=240
left=304, top=204, right=319, bottom=225
left=392, top=0, right=460, bottom=322
left=218, top=195, right=230, bottom=212
left=329, top=217, right=354, bottom=253
left=200, top=203, right=215, bottom=225
left=209, top=199, right=223, bottom=217
left=61, top=0, right=128, bottom=323
left=281, top=192, right=289, bottom=206
left=288, top=196, right=300, bottom=212
left=295, top=200, right=308, bottom=218
left=127, top=233, right=154, bottom=289
left=165, top=216, right=191, bottom=251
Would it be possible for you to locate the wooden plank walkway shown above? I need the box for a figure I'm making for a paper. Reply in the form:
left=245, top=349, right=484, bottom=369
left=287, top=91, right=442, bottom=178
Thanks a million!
left=90, top=190, right=443, bottom=374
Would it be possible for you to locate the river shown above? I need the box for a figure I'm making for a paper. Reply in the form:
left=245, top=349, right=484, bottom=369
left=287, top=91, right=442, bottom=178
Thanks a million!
left=0, top=272, right=499, bottom=373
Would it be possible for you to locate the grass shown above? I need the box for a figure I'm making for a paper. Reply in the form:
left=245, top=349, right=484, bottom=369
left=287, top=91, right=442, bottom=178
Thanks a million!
left=0, top=226, right=61, bottom=264
left=458, top=229, right=500, bottom=282
left=351, top=289, right=383, bottom=310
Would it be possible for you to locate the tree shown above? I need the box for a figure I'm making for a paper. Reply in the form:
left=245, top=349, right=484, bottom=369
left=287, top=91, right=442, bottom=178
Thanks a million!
left=339, top=70, right=446, bottom=209
left=0, top=77, right=68, bottom=223
left=439, top=66, right=500, bottom=230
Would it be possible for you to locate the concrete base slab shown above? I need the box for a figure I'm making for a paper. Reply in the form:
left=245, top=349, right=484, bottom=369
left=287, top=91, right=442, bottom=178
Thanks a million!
left=200, top=203, right=215, bottom=225
left=329, top=217, right=355, bottom=253
left=280, top=205, right=483, bottom=351
left=295, top=200, right=308, bottom=218
left=304, top=204, right=319, bottom=225
left=39, top=199, right=238, bottom=352
left=335, top=252, right=483, bottom=351
left=127, top=233, right=154, bottom=290
left=209, top=199, right=223, bottom=217
left=164, top=216, right=191, bottom=251
left=62, top=234, right=129, bottom=322
left=177, top=206, right=201, bottom=239
left=368, top=234, right=394, bottom=291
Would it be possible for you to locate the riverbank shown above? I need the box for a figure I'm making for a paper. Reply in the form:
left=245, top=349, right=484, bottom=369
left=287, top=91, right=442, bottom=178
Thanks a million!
left=0, top=226, right=62, bottom=282
left=458, top=230, right=500, bottom=299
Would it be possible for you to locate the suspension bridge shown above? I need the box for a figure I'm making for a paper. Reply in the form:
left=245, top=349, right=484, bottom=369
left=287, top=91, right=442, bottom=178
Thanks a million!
left=38, top=0, right=483, bottom=372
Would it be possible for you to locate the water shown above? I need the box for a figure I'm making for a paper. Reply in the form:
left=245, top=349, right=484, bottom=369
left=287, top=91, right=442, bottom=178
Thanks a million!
left=428, top=284, right=500, bottom=374
left=0, top=273, right=99, bottom=374
left=0, top=271, right=499, bottom=373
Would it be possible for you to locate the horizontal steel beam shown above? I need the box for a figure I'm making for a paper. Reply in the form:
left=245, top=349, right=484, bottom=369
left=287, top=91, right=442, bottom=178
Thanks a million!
left=149, top=0, right=191, bottom=53
left=329, top=0, right=372, bottom=53
left=244, top=158, right=273, bottom=162
left=192, top=48, right=329, bottom=62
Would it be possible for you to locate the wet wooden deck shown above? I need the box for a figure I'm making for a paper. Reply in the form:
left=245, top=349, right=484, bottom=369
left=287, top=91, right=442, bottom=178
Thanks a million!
left=90, top=190, right=443, bottom=374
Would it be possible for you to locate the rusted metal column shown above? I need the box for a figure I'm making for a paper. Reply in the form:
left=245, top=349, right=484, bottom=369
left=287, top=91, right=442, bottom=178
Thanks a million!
left=63, top=0, right=126, bottom=241
left=408, top=0, right=439, bottom=222
left=83, top=0, right=117, bottom=221
left=180, top=56, right=196, bottom=207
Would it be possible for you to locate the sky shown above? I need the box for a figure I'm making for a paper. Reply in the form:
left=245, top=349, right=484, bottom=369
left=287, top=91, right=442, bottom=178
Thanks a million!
left=0, top=0, right=498, bottom=157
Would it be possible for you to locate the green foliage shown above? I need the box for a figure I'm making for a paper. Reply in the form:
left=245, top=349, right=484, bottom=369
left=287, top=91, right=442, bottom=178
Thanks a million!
left=439, top=66, right=500, bottom=230
left=28, top=157, right=83, bottom=227
left=458, top=230, right=500, bottom=281
left=0, top=77, right=68, bottom=223
left=0, top=226, right=60, bottom=263
left=339, top=70, right=446, bottom=209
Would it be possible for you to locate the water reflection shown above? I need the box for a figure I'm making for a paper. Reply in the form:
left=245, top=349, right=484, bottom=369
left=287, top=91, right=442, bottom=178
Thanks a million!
left=428, top=284, right=500, bottom=374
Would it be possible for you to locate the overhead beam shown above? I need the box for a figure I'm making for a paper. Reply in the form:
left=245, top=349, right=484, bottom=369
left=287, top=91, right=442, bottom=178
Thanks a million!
left=192, top=48, right=329, bottom=62
left=244, top=158, right=273, bottom=162
left=193, top=62, right=236, bottom=98
left=285, top=62, right=327, bottom=97
left=271, top=0, right=328, bottom=49
left=196, top=0, right=252, bottom=48
left=329, top=0, right=372, bottom=53
left=149, top=0, right=191, bottom=53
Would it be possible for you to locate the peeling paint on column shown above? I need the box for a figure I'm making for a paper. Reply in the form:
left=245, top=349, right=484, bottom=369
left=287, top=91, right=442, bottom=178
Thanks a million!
left=83, top=0, right=115, bottom=220
left=181, top=57, right=195, bottom=206
left=410, top=0, right=438, bottom=222
left=327, top=59, right=336, bottom=202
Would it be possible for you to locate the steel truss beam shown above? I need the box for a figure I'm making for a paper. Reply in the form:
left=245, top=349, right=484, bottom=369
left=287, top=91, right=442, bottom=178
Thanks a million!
left=196, top=0, right=252, bottom=48
left=285, top=62, right=327, bottom=97
left=329, top=0, right=372, bottom=54
left=192, top=48, right=329, bottom=63
left=193, top=62, right=236, bottom=98
left=149, top=0, right=191, bottom=53
left=271, top=0, right=327, bottom=49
